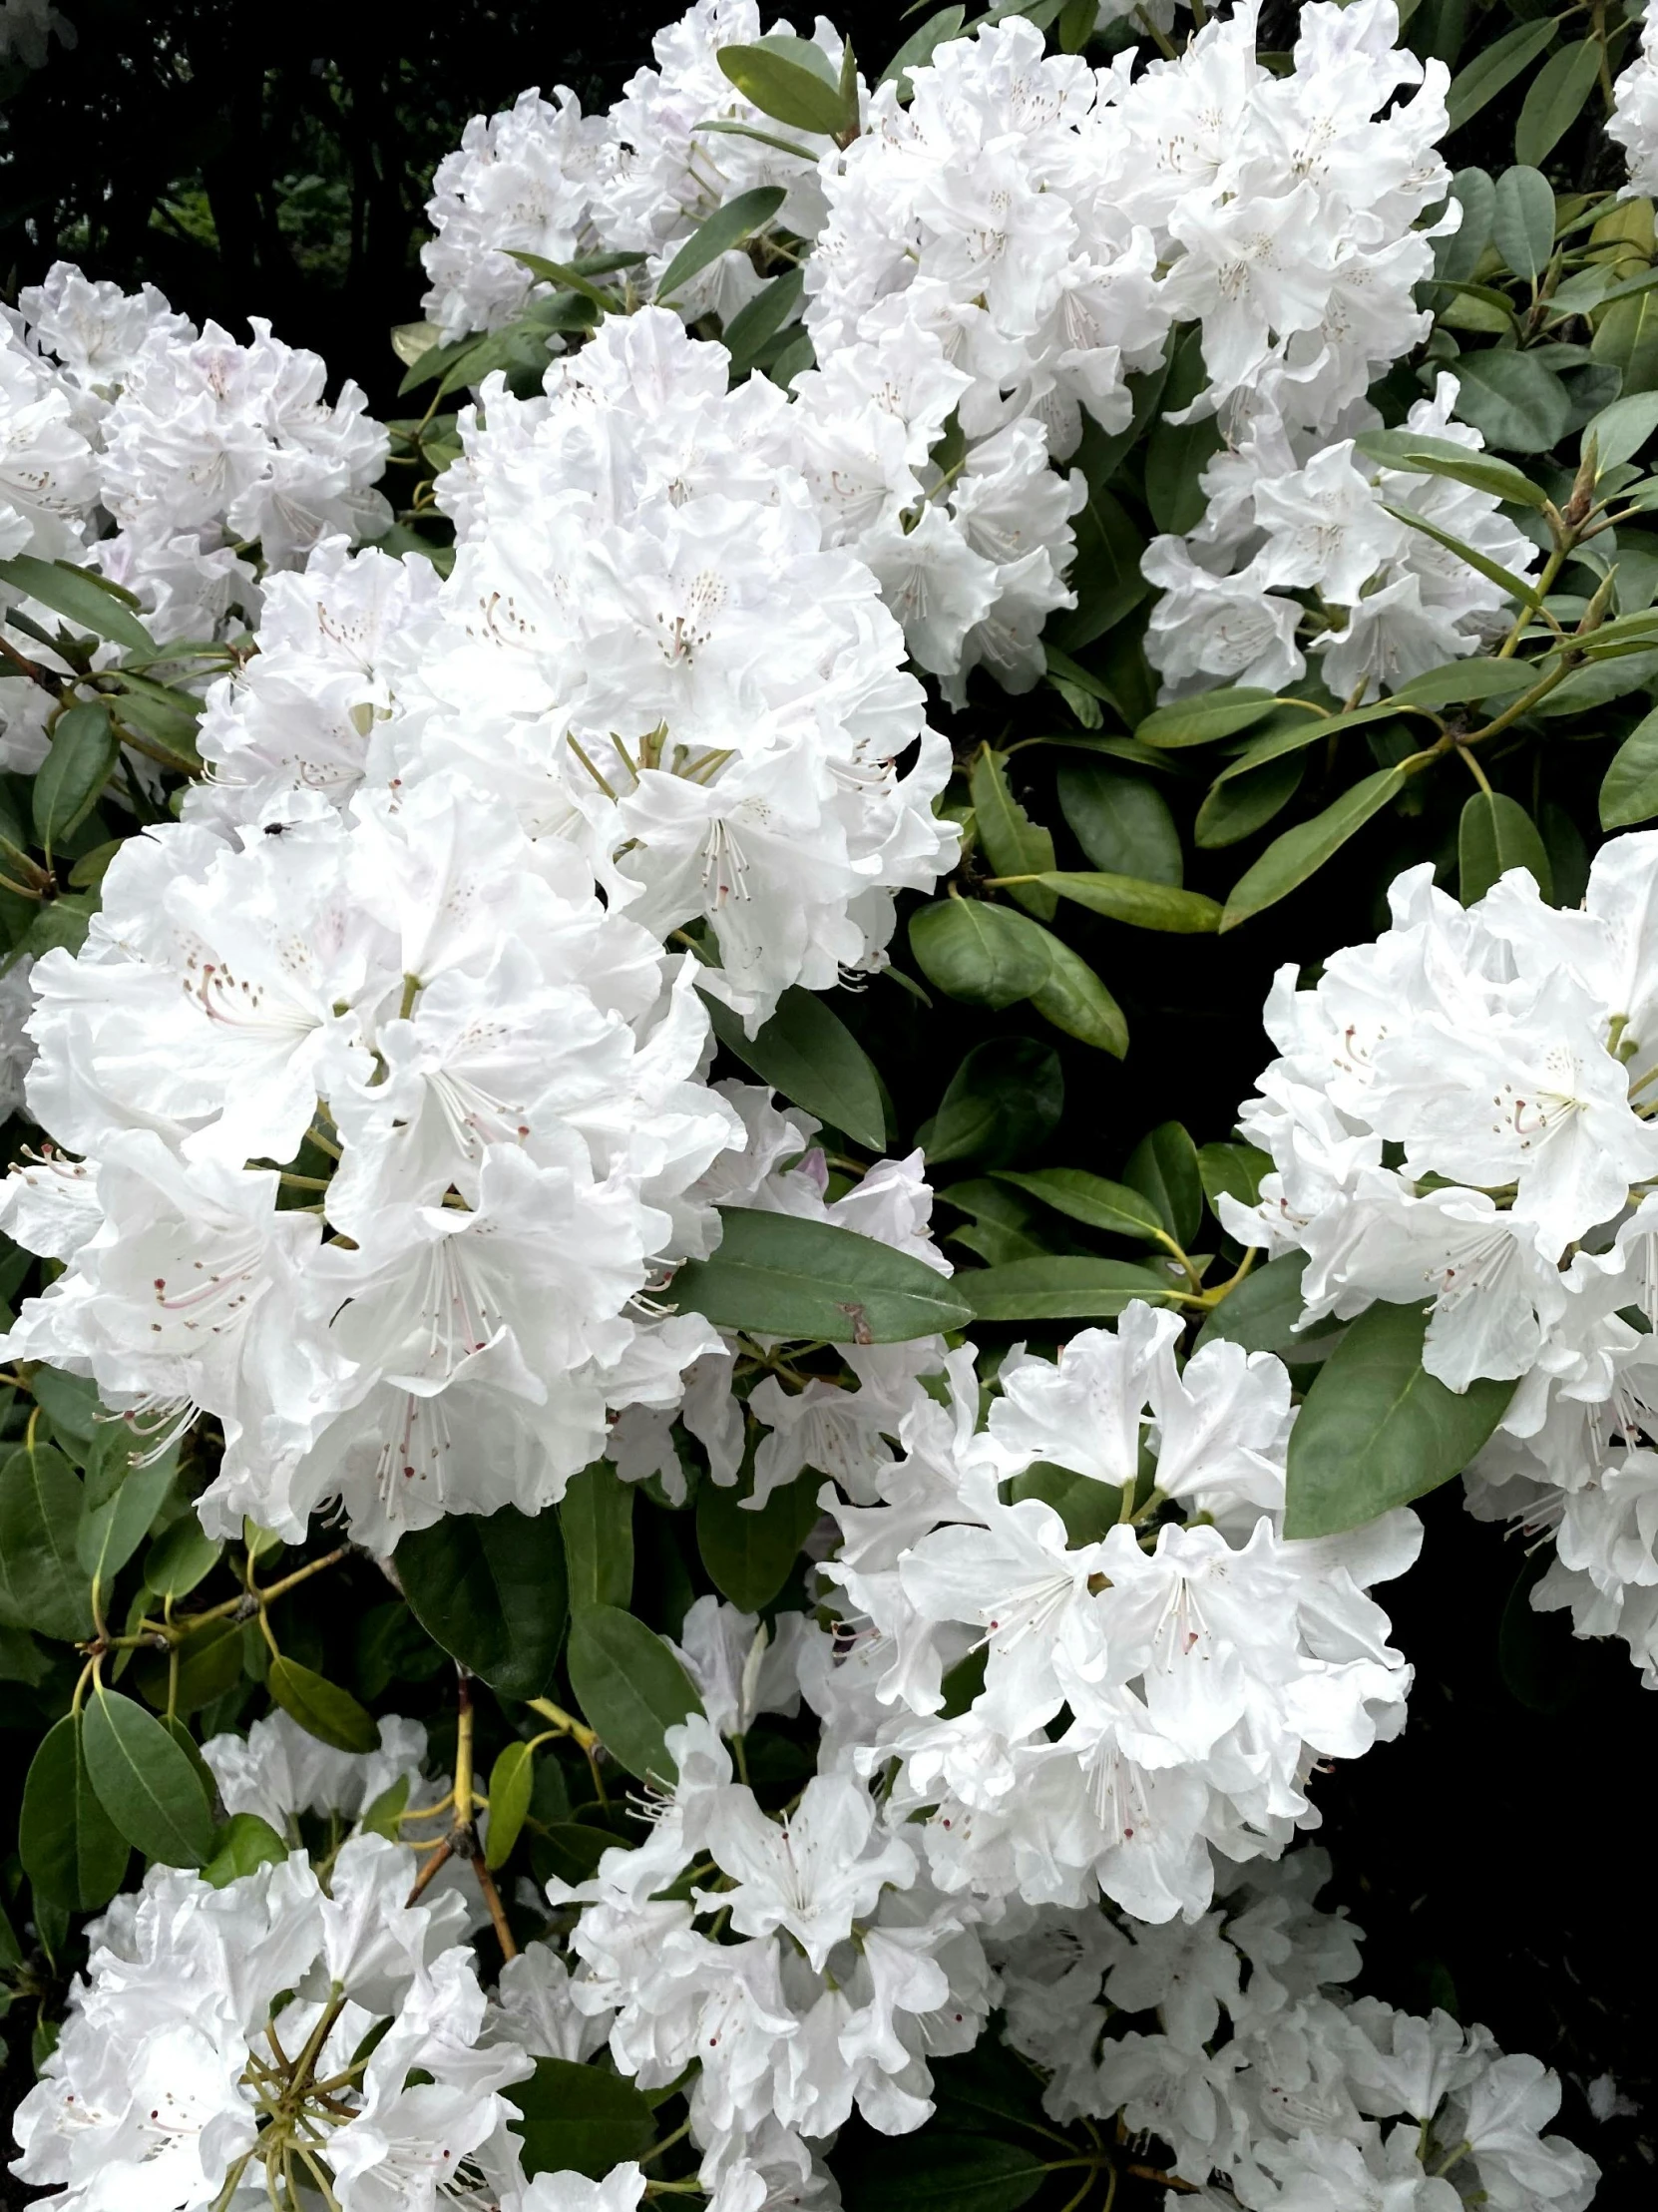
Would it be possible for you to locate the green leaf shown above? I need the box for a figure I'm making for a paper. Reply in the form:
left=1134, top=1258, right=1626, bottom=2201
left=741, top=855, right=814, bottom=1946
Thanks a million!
left=1446, top=24, right=1556, bottom=135
left=83, top=1685, right=213, bottom=1867
left=881, top=7, right=967, bottom=94
left=1050, top=479, right=1149, bottom=654
left=1125, top=1120, right=1203, bottom=1248
left=485, top=1740, right=537, bottom=1870
left=925, top=1039, right=1064, bottom=1169
left=1283, top=1300, right=1516, bottom=1540
left=77, top=1454, right=176, bottom=1591
left=836, top=2131, right=1044, bottom=2212
left=1009, top=1462, right=1125, bottom=1544
left=1195, top=750, right=1306, bottom=848
left=503, top=250, right=619, bottom=311
left=539, top=1822, right=616, bottom=1884
left=702, top=984, right=887, bottom=1150
left=1457, top=791, right=1553, bottom=905
left=721, top=266, right=806, bottom=379
left=995, top=1167, right=1168, bottom=1243
left=1221, top=765, right=1410, bottom=931
left=395, top=1504, right=570, bottom=1701
left=1197, top=1140, right=1273, bottom=1215
left=697, top=1467, right=824, bottom=1611
left=0, top=1438, right=93, bottom=1642
left=267, top=1657, right=378, bottom=1755
left=1024, top=931, right=1127, bottom=1058
left=1194, top=1253, right=1315, bottom=1360
left=20, top=1713, right=130, bottom=1911
left=1583, top=392, right=1658, bottom=473
left=202, top=1813, right=288, bottom=1888
left=1513, top=38, right=1599, bottom=171
left=1498, top=1547, right=1591, bottom=1713
left=655, top=184, right=789, bottom=303
left=971, top=746, right=1057, bottom=920
left=963, top=1256, right=1176, bottom=1322
left=1492, top=165, right=1557, bottom=285
left=1354, top=429, right=1548, bottom=508
left=673, top=1207, right=973, bottom=1341
left=559, top=1460, right=635, bottom=1615
left=1135, top=687, right=1283, bottom=748
left=1450, top=349, right=1571, bottom=455
left=1391, top=658, right=1537, bottom=706
left=908, top=898, right=1051, bottom=1010
left=0, top=554, right=157, bottom=655
left=1435, top=168, right=1497, bottom=282
left=143, top=1517, right=223, bottom=1601
left=1055, top=763, right=1181, bottom=885
left=1599, top=704, right=1658, bottom=826
left=567, top=1603, right=704, bottom=1783
left=507, top=2054, right=658, bottom=2182
left=1591, top=281, right=1658, bottom=392
left=717, top=44, right=851, bottom=136
left=1035, top=871, right=1221, bottom=934
left=1532, top=647, right=1658, bottom=714
left=1144, top=330, right=1227, bottom=535
left=139, top=1616, right=244, bottom=1714
left=1381, top=502, right=1544, bottom=609
left=32, top=702, right=121, bottom=857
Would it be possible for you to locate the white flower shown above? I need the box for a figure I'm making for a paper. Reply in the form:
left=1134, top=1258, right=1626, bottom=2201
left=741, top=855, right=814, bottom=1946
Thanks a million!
left=1610, top=9, right=1658, bottom=198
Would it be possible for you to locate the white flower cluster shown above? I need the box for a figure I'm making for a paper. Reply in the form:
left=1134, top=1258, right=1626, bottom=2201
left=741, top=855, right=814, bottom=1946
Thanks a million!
left=0, top=262, right=389, bottom=655
left=815, top=1303, right=1420, bottom=1924
left=420, top=0, right=851, bottom=340
left=193, top=307, right=956, bottom=1030
left=1610, top=8, right=1658, bottom=198
left=0, top=765, right=740, bottom=1553
left=1143, top=371, right=1541, bottom=700
left=995, top=1847, right=1599, bottom=2209
left=1224, top=837, right=1658, bottom=1685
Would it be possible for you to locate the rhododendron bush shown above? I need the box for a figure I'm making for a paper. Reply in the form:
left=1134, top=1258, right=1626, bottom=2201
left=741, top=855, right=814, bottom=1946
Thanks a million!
left=2, top=0, right=1657, bottom=2203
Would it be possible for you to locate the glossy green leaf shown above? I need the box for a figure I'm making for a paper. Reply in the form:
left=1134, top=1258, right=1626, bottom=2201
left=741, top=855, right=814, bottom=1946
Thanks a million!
left=77, top=1454, right=176, bottom=1591
left=1221, top=764, right=1410, bottom=930
left=1055, top=763, right=1182, bottom=885
left=720, top=266, right=806, bottom=378
left=1050, top=479, right=1149, bottom=654
left=925, top=1039, right=1064, bottom=1169
left=1492, top=164, right=1557, bottom=284
left=716, top=44, right=851, bottom=135
left=396, top=1504, right=569, bottom=1701
left=1381, top=502, right=1544, bottom=609
left=559, top=1460, right=635, bottom=1615
left=963, top=1256, right=1176, bottom=1321
left=1513, top=39, right=1599, bottom=171
left=1036, top=870, right=1221, bottom=934
left=0, top=554, right=156, bottom=654
left=1283, top=1301, right=1516, bottom=1539
left=138, top=1616, right=244, bottom=1714
left=1599, top=704, right=1658, bottom=826
left=697, top=1467, right=824, bottom=1612
left=1194, top=1253, right=1317, bottom=1360
left=703, top=984, right=886, bottom=1149
left=1195, top=750, right=1306, bottom=848
left=1025, top=928, right=1128, bottom=1057
left=567, top=1603, right=703, bottom=1783
left=83, top=1685, right=213, bottom=1867
left=1450, top=348, right=1572, bottom=454
left=971, top=746, right=1056, bottom=920
left=0, top=1438, right=92, bottom=1643
left=1009, top=1462, right=1125, bottom=1544
left=1457, top=790, right=1553, bottom=905
left=20, top=1713, right=130, bottom=1911
left=1583, top=392, right=1658, bottom=473
left=33, top=702, right=121, bottom=857
left=1445, top=26, right=1556, bottom=134
left=1125, top=1120, right=1203, bottom=1248
left=881, top=7, right=967, bottom=94
left=1435, top=168, right=1497, bottom=281
left=1136, top=687, right=1283, bottom=748
left=995, top=1166, right=1168, bottom=1242
left=908, top=898, right=1050, bottom=1010
left=267, top=1657, right=378, bottom=1755
left=485, top=1740, right=537, bottom=1870
left=1196, top=1140, right=1273, bottom=1215
left=1392, top=658, right=1537, bottom=705
left=507, top=2054, right=658, bottom=2181
left=203, top=1813, right=288, bottom=1888
left=1353, top=429, right=1547, bottom=508
left=836, top=2131, right=1044, bottom=2212
left=503, top=249, right=619, bottom=311
left=654, top=184, right=788, bottom=302
left=674, top=1206, right=973, bottom=1341
left=143, top=1517, right=223, bottom=1601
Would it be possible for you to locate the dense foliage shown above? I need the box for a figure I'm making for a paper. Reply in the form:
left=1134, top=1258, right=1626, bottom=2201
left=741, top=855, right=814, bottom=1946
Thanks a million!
left=2, top=0, right=1657, bottom=2206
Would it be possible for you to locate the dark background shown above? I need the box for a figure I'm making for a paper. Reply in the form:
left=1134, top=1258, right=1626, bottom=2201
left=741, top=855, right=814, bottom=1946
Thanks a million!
left=2, top=2, right=1653, bottom=2202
